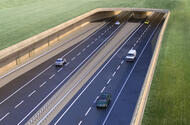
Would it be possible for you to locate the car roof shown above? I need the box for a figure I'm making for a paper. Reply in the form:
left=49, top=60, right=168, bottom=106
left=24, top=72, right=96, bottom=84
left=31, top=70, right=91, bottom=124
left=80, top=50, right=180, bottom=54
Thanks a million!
left=57, top=58, right=63, bottom=60
left=128, top=49, right=136, bottom=54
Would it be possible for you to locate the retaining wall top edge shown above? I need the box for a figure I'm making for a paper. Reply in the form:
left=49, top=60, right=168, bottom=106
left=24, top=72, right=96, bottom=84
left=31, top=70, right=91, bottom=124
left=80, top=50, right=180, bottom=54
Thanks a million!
left=0, top=8, right=169, bottom=59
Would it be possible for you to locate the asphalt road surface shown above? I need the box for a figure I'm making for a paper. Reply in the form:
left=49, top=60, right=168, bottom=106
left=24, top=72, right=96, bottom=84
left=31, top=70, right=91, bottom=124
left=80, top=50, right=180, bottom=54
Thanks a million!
left=0, top=18, right=126, bottom=125
left=50, top=13, right=165, bottom=125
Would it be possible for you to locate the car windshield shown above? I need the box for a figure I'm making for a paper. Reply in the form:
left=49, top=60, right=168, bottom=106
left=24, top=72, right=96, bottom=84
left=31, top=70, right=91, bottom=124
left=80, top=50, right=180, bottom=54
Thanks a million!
left=56, top=59, right=63, bottom=62
left=127, top=53, right=134, bottom=56
left=98, top=94, right=107, bottom=100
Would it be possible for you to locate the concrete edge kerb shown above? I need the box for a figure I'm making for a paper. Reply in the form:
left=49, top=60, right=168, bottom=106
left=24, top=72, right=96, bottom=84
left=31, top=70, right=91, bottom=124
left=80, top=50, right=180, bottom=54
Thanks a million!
left=130, top=11, right=170, bottom=125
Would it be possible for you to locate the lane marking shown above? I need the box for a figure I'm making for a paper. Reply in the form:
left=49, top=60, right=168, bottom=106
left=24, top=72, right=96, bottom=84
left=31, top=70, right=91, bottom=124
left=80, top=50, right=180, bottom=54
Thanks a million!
left=21, top=23, right=122, bottom=125
left=121, top=60, right=124, bottom=64
left=40, top=81, right=47, bottom=88
left=57, top=68, right=63, bottom=73
left=107, top=79, right=111, bottom=85
left=0, top=21, right=110, bottom=106
left=0, top=112, right=10, bottom=122
left=134, top=43, right=137, bottom=47
left=38, top=24, right=125, bottom=125
left=91, top=41, right=94, bottom=44
left=0, top=64, right=52, bottom=105
left=77, top=52, right=81, bottom=56
left=112, top=71, right=116, bottom=77
left=82, top=48, right=86, bottom=52
left=85, top=107, right=91, bottom=116
left=98, top=35, right=101, bottom=38
left=51, top=23, right=145, bottom=125
left=101, top=87, right=106, bottom=93
left=78, top=121, right=82, bottom=125
left=65, top=62, right=70, bottom=66
left=102, top=17, right=163, bottom=125
left=93, top=96, right=99, bottom=103
left=14, top=100, right=24, bottom=109
left=28, top=90, right=36, bottom=97
left=117, top=65, right=121, bottom=70
left=71, top=57, right=76, bottom=61
left=87, top=45, right=90, bottom=48
left=49, top=74, right=55, bottom=80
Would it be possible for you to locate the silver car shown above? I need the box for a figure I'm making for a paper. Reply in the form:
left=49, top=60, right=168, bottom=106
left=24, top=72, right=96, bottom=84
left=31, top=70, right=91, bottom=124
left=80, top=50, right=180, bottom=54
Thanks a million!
left=55, top=58, right=66, bottom=67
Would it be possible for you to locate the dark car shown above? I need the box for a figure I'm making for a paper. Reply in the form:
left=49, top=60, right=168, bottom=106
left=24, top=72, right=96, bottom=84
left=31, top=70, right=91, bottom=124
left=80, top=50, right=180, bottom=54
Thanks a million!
left=96, top=93, right=111, bottom=109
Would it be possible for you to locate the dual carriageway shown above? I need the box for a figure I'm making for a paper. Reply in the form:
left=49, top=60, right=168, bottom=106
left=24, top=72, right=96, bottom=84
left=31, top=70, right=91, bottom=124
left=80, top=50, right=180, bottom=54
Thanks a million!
left=0, top=12, right=165, bottom=125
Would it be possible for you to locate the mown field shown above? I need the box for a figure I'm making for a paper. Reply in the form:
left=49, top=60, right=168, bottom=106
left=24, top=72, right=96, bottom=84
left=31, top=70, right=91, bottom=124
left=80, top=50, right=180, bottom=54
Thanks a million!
left=0, top=0, right=190, bottom=124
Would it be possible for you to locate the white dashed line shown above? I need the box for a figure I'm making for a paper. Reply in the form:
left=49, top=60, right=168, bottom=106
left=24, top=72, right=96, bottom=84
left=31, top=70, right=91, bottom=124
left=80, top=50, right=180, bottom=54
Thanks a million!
left=82, top=48, right=86, bottom=52
left=101, top=33, right=104, bottom=35
left=85, top=107, right=91, bottom=116
left=65, top=62, right=70, bottom=66
left=95, top=38, right=97, bottom=41
left=71, top=57, right=76, bottom=61
left=134, top=43, right=137, bottom=47
left=14, top=100, right=24, bottom=109
left=28, top=90, right=36, bottom=97
left=0, top=112, right=10, bottom=121
left=107, top=78, right=111, bottom=85
left=121, top=60, right=124, bottom=64
left=117, top=65, right=120, bottom=70
left=101, top=87, right=106, bottom=93
left=91, top=41, right=94, bottom=44
left=49, top=74, right=55, bottom=79
left=40, top=81, right=47, bottom=88
left=57, top=68, right=63, bottom=73
left=98, top=35, right=101, bottom=38
left=78, top=121, right=83, bottom=125
left=94, top=96, right=99, bottom=103
left=87, top=45, right=90, bottom=48
left=77, top=52, right=81, bottom=56
left=112, top=71, right=116, bottom=77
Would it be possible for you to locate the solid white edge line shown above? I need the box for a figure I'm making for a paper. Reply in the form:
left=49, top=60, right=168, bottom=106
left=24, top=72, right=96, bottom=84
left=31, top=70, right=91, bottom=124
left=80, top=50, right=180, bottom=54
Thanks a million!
left=85, top=107, right=91, bottom=116
left=14, top=100, right=24, bottom=109
left=20, top=22, right=122, bottom=125
left=102, top=17, right=163, bottom=125
left=0, top=112, right=10, bottom=121
left=53, top=23, right=144, bottom=125
left=0, top=21, right=110, bottom=105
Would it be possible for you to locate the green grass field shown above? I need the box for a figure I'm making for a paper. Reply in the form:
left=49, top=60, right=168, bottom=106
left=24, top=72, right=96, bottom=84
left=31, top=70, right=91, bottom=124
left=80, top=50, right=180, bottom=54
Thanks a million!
left=0, top=0, right=190, bottom=124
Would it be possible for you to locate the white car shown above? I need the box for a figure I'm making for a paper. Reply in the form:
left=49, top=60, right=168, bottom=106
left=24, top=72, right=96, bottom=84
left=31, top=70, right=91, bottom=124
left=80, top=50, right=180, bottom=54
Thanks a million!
left=115, top=21, right=120, bottom=25
left=126, top=49, right=136, bottom=61
left=55, top=58, right=66, bottom=67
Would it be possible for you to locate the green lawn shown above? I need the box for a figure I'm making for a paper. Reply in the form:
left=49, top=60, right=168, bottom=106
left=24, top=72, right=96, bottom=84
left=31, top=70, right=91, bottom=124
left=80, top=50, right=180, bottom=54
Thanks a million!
left=0, top=0, right=190, bottom=124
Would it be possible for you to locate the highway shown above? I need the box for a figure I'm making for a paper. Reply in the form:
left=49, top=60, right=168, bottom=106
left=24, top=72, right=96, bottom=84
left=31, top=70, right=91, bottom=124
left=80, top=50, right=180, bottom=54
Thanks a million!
left=49, top=13, right=165, bottom=125
left=0, top=18, right=126, bottom=125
